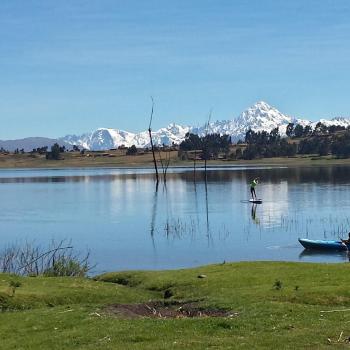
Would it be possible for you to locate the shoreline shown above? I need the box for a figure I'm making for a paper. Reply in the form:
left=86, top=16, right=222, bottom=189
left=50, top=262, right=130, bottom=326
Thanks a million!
left=0, top=153, right=349, bottom=170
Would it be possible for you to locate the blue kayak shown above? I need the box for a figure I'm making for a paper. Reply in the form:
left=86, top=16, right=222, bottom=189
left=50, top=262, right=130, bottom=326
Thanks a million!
left=299, top=238, right=349, bottom=251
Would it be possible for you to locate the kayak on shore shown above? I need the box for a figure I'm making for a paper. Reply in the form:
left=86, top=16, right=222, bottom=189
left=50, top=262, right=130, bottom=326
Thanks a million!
left=298, top=238, right=350, bottom=251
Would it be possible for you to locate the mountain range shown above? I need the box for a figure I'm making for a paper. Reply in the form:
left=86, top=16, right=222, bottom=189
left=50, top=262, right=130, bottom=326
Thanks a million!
left=2, top=101, right=350, bottom=151
left=59, top=101, right=350, bottom=150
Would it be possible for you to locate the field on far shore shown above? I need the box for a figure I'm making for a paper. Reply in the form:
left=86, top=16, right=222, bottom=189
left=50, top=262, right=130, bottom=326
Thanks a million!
left=0, top=150, right=350, bottom=169
left=1, top=262, right=350, bottom=349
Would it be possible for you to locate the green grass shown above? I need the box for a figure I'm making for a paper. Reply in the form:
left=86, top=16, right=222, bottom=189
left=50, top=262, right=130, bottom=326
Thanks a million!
left=2, top=262, right=350, bottom=349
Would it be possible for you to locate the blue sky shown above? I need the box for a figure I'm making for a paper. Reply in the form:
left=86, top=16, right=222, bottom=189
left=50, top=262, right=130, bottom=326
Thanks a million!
left=1, top=0, right=350, bottom=139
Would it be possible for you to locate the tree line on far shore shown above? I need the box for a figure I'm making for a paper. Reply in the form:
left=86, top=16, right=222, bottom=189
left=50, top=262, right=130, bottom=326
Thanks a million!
left=178, top=133, right=231, bottom=160
left=177, top=122, right=350, bottom=160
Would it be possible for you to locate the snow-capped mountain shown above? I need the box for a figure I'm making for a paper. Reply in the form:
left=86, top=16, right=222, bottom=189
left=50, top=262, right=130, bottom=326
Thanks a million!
left=55, top=101, right=350, bottom=150
left=60, top=124, right=191, bottom=150
left=237, top=101, right=291, bottom=126
left=3, top=101, right=349, bottom=152
left=233, top=101, right=293, bottom=139
left=317, top=117, right=350, bottom=128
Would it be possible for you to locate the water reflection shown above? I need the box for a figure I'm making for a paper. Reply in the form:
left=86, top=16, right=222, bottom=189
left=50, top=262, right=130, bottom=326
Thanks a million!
left=204, top=180, right=210, bottom=242
left=299, top=249, right=350, bottom=262
left=0, top=166, right=350, bottom=272
left=251, top=204, right=260, bottom=225
left=150, top=181, right=159, bottom=246
left=1, top=165, right=350, bottom=184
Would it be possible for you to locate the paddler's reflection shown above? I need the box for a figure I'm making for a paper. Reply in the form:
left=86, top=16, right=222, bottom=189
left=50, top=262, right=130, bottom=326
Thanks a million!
left=251, top=204, right=260, bottom=225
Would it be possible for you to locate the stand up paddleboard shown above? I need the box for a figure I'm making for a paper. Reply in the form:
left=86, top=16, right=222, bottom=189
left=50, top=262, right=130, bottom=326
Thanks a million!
left=249, top=199, right=262, bottom=204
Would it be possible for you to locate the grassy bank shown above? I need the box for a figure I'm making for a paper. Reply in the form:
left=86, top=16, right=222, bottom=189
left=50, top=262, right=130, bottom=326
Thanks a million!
left=0, top=150, right=350, bottom=169
left=1, top=262, right=350, bottom=349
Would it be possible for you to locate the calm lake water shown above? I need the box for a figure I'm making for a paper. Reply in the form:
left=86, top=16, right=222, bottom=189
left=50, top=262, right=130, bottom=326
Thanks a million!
left=1, top=165, right=350, bottom=273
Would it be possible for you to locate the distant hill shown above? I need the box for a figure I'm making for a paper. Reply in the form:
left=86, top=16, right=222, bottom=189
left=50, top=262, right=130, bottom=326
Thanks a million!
left=0, top=137, right=71, bottom=152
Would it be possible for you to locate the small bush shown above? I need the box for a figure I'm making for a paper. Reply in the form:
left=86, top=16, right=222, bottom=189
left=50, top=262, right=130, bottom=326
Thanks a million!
left=215, top=321, right=232, bottom=330
left=43, top=256, right=89, bottom=277
left=0, top=293, right=12, bottom=311
left=164, top=289, right=173, bottom=299
left=8, top=280, right=22, bottom=297
left=0, top=240, right=93, bottom=277
left=273, top=280, right=283, bottom=290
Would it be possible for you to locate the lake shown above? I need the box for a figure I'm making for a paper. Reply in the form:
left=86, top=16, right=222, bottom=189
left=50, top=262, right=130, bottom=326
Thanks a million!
left=0, top=165, right=350, bottom=274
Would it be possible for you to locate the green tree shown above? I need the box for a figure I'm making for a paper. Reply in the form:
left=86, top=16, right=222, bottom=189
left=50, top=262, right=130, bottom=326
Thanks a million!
left=318, top=140, right=330, bottom=156
left=235, top=148, right=242, bottom=159
left=313, top=122, right=327, bottom=136
left=179, top=133, right=202, bottom=151
left=294, top=124, right=304, bottom=138
left=51, top=143, right=61, bottom=160
left=303, top=125, right=312, bottom=137
left=179, top=133, right=230, bottom=160
left=286, top=123, right=295, bottom=138
left=269, top=128, right=280, bottom=143
left=126, top=145, right=137, bottom=155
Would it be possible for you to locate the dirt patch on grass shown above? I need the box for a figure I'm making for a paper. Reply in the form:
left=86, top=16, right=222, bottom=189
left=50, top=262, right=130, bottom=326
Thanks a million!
left=104, top=301, right=238, bottom=319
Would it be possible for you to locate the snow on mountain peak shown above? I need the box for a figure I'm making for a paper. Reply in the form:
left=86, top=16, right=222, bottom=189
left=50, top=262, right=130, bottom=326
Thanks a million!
left=251, top=100, right=273, bottom=110
left=229, top=101, right=292, bottom=140
left=235, top=101, right=291, bottom=127
left=59, top=101, right=350, bottom=150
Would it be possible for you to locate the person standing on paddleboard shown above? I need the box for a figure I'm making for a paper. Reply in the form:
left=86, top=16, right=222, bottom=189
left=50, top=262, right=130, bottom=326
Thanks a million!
left=250, top=178, right=259, bottom=200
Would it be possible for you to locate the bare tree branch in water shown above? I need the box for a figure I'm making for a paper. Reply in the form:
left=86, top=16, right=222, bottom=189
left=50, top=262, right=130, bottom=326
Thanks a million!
left=150, top=181, right=159, bottom=243
left=148, top=96, right=159, bottom=184
left=204, top=109, right=213, bottom=180
left=158, top=147, right=171, bottom=183
left=193, top=149, right=197, bottom=182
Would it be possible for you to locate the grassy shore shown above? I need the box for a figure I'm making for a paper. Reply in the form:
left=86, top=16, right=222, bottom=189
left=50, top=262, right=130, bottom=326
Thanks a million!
left=0, top=150, right=350, bottom=169
left=1, top=261, right=350, bottom=349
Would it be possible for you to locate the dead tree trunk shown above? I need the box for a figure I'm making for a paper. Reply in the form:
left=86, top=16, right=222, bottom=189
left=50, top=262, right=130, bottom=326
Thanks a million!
left=148, top=97, right=159, bottom=183
left=158, top=148, right=171, bottom=183
left=163, top=149, right=171, bottom=182
left=193, top=150, right=196, bottom=182
left=204, top=109, right=212, bottom=181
